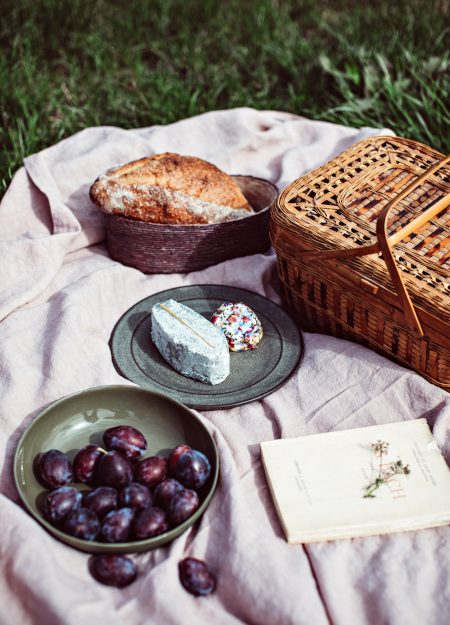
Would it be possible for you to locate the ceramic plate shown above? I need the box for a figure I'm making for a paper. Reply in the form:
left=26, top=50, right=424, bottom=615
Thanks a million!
left=110, top=285, right=304, bottom=409
left=14, top=385, right=219, bottom=553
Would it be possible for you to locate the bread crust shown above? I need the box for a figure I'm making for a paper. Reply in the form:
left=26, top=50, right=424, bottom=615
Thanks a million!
left=89, top=153, right=253, bottom=224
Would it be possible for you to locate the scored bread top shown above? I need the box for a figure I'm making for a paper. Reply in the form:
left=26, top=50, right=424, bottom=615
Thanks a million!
left=89, top=153, right=253, bottom=224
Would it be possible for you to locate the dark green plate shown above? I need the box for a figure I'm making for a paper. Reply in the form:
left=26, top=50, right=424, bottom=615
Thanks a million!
left=110, top=285, right=304, bottom=410
left=14, top=385, right=219, bottom=553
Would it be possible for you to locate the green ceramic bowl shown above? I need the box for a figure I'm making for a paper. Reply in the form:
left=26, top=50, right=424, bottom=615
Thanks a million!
left=14, top=385, right=219, bottom=553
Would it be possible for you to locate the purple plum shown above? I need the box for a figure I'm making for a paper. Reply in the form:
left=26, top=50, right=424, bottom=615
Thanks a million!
left=167, top=444, right=191, bottom=477
left=43, top=486, right=82, bottom=525
left=96, top=451, right=133, bottom=489
left=89, top=554, right=137, bottom=587
left=73, top=445, right=104, bottom=484
left=135, top=456, right=167, bottom=489
left=178, top=558, right=216, bottom=596
left=84, top=486, right=118, bottom=519
left=133, top=507, right=169, bottom=540
left=153, top=479, right=184, bottom=511
left=38, top=450, right=72, bottom=488
left=167, top=489, right=199, bottom=527
left=175, top=450, right=211, bottom=490
left=63, top=508, right=100, bottom=541
left=103, top=425, right=147, bottom=460
left=100, top=508, right=134, bottom=543
left=119, top=483, right=152, bottom=511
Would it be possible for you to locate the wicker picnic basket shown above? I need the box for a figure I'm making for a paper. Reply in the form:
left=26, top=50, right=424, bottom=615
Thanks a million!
left=270, top=136, right=450, bottom=388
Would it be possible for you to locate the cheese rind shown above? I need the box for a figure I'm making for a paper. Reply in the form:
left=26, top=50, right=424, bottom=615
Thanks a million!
left=151, top=300, right=230, bottom=385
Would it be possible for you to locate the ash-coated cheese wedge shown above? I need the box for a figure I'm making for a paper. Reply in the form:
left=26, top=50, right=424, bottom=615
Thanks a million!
left=151, top=299, right=230, bottom=385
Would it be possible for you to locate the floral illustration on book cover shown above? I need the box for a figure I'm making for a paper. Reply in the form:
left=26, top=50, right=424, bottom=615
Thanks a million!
left=363, top=440, right=411, bottom=499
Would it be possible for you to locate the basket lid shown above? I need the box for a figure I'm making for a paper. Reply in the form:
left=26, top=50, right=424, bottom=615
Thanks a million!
left=272, top=136, right=450, bottom=323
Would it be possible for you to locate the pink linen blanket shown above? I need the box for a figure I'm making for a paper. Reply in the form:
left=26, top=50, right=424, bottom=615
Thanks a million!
left=0, top=108, right=449, bottom=625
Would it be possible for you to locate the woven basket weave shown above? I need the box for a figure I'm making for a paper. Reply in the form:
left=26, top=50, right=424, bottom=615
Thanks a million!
left=271, top=136, right=450, bottom=388
left=106, top=175, right=277, bottom=274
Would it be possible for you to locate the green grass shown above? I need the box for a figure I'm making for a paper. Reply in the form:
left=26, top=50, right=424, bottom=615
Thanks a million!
left=1, top=0, right=449, bottom=195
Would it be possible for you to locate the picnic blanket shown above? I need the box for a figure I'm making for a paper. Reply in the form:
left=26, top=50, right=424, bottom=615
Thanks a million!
left=0, top=108, right=449, bottom=625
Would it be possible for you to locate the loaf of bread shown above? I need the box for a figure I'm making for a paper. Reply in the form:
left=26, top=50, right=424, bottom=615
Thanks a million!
left=89, top=153, right=253, bottom=224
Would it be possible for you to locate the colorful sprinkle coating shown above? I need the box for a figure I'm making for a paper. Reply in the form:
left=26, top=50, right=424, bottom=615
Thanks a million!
left=210, top=302, right=263, bottom=352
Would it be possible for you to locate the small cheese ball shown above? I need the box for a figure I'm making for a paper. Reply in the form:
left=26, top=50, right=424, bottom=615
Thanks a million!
left=211, top=302, right=263, bottom=352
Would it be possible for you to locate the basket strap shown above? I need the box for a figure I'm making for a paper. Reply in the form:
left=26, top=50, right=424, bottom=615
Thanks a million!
left=273, top=154, right=450, bottom=336
left=374, top=154, right=450, bottom=336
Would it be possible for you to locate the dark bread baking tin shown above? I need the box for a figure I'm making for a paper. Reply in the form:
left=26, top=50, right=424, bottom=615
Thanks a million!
left=105, top=175, right=278, bottom=273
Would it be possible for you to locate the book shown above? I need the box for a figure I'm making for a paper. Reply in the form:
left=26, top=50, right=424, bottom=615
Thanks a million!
left=260, top=419, right=450, bottom=543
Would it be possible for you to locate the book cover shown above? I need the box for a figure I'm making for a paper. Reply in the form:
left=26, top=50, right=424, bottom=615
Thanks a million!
left=260, top=419, right=450, bottom=543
